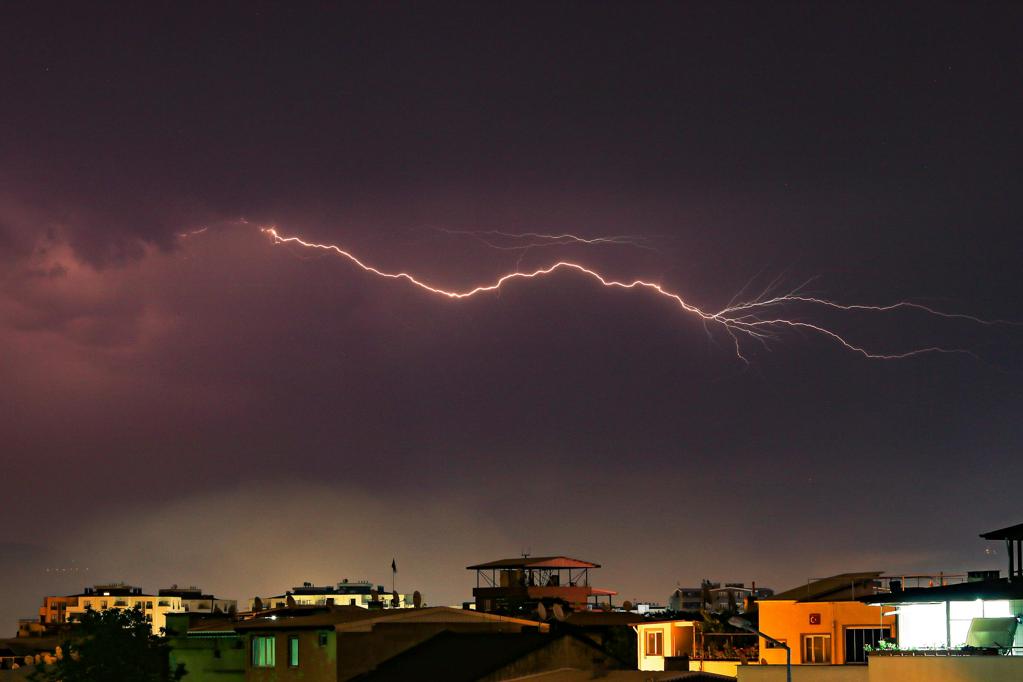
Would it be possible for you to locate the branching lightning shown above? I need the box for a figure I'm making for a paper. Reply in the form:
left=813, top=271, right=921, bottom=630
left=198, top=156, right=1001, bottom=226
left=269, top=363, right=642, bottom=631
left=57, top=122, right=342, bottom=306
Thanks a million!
left=434, top=227, right=655, bottom=252
left=261, top=226, right=1007, bottom=363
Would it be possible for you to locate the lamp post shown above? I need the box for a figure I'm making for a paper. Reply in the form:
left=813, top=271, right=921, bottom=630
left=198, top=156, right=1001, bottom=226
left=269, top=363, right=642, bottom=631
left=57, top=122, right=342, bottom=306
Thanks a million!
left=729, top=616, right=791, bottom=682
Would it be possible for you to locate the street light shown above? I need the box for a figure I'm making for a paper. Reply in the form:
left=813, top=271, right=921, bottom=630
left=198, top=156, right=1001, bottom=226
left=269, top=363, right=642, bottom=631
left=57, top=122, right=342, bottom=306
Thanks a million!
left=728, top=616, right=791, bottom=682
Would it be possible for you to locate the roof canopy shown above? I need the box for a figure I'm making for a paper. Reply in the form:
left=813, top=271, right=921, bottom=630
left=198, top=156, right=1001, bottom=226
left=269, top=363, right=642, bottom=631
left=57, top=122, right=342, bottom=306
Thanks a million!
left=467, top=556, right=599, bottom=570
left=861, top=577, right=1023, bottom=604
left=766, top=572, right=884, bottom=602
left=980, top=523, right=1023, bottom=541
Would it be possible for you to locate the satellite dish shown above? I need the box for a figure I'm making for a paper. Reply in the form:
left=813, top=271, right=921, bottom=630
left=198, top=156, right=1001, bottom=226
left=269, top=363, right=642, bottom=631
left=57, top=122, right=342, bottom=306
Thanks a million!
left=413, top=591, right=423, bottom=608
left=552, top=604, right=566, bottom=621
left=536, top=603, right=548, bottom=621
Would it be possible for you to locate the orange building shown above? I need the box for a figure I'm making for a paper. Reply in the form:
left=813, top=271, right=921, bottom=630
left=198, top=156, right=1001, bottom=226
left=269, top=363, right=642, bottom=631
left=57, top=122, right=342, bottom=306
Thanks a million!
left=39, top=595, right=78, bottom=625
left=757, top=572, right=896, bottom=666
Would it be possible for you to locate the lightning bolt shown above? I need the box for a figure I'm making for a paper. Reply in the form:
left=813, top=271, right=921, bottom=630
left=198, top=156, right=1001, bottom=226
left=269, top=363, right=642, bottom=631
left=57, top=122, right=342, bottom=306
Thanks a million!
left=261, top=226, right=1005, bottom=363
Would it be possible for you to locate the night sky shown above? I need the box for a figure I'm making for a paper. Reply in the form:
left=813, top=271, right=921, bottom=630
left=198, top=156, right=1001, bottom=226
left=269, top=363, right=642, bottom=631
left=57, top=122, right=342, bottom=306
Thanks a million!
left=2, top=2, right=1023, bottom=629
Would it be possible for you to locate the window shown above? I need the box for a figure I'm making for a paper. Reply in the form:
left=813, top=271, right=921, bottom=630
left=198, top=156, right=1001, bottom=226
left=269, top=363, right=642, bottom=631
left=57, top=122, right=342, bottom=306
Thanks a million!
left=803, top=634, right=831, bottom=664
left=645, top=630, right=663, bottom=656
left=252, top=635, right=276, bottom=667
left=318, top=632, right=328, bottom=647
left=845, top=627, right=891, bottom=664
left=288, top=636, right=299, bottom=667
left=146, top=601, right=153, bottom=609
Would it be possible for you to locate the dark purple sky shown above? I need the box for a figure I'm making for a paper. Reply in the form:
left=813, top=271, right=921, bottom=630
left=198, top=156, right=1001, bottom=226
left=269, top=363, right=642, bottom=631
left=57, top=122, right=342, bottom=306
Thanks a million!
left=2, top=2, right=1022, bottom=629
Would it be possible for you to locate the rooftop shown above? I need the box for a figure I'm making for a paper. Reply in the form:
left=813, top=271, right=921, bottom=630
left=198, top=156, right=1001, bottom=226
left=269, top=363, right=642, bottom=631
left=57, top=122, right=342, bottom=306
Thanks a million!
left=861, top=577, right=1023, bottom=604
left=235, top=605, right=546, bottom=633
left=980, top=523, right=1023, bottom=541
left=467, top=556, right=600, bottom=570
left=350, top=630, right=604, bottom=682
left=765, top=572, right=885, bottom=602
left=563, top=610, right=648, bottom=627
left=159, top=587, right=215, bottom=599
left=234, top=605, right=382, bottom=630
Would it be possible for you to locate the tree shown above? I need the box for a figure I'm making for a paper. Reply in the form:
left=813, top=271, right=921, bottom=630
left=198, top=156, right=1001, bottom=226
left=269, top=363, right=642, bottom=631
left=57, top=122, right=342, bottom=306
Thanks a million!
left=30, top=606, right=185, bottom=682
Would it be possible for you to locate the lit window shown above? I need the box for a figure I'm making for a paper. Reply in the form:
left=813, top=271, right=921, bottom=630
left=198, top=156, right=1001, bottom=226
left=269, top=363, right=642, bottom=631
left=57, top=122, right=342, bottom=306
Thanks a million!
left=252, top=635, right=276, bottom=667
left=983, top=600, right=1013, bottom=618
left=803, top=634, right=831, bottom=664
left=288, top=636, right=299, bottom=667
left=898, top=603, right=948, bottom=649
left=645, top=630, right=663, bottom=656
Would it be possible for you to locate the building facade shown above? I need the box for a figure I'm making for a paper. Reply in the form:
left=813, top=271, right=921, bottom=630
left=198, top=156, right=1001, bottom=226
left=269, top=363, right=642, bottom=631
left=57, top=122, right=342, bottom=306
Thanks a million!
left=758, top=573, right=896, bottom=666
left=668, top=581, right=774, bottom=612
left=62, top=584, right=183, bottom=634
left=160, top=586, right=237, bottom=614
left=249, top=579, right=410, bottom=611
left=636, top=619, right=698, bottom=671
left=234, top=605, right=550, bottom=681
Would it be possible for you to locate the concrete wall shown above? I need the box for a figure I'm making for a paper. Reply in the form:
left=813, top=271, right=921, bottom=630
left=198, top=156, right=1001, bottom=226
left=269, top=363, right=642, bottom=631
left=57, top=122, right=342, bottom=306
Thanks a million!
left=170, top=637, right=245, bottom=682
left=737, top=664, right=868, bottom=682
left=867, top=656, right=1023, bottom=682
left=690, top=660, right=741, bottom=677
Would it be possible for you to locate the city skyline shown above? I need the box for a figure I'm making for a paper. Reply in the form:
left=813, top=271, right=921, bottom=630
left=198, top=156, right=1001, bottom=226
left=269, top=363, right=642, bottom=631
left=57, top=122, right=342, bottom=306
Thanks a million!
left=3, top=1, right=1022, bottom=637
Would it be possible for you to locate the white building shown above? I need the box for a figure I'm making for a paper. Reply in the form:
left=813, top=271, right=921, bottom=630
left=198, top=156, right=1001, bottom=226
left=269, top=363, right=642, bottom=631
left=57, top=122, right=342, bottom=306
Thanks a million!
left=158, top=585, right=237, bottom=614
left=63, top=584, right=183, bottom=634
left=250, top=579, right=411, bottom=611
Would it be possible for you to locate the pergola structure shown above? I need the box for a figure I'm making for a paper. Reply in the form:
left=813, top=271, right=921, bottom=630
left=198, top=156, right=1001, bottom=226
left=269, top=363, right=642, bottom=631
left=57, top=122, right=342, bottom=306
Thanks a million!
left=467, top=556, right=613, bottom=612
left=980, top=523, right=1023, bottom=580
